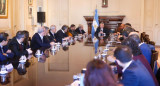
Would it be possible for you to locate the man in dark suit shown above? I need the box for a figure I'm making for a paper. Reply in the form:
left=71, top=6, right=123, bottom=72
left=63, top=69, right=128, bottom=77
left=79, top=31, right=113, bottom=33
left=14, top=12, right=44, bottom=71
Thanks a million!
left=75, top=24, right=86, bottom=35
left=56, top=25, right=69, bottom=43
left=31, top=27, right=54, bottom=53
left=8, top=31, right=32, bottom=58
left=0, top=32, right=14, bottom=61
left=44, top=26, right=52, bottom=43
left=128, top=34, right=152, bottom=64
left=49, top=25, right=57, bottom=42
left=114, top=45, right=156, bottom=86
left=95, top=22, right=110, bottom=39
left=69, top=24, right=78, bottom=37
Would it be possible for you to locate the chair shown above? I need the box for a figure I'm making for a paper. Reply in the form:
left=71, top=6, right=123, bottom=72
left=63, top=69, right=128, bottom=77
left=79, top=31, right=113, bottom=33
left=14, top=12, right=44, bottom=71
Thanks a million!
left=151, top=50, right=158, bottom=71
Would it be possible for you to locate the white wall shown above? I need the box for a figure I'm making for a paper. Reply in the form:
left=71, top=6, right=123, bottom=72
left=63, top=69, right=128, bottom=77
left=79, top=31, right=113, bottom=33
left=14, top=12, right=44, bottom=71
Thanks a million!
left=1, top=0, right=160, bottom=45
left=47, top=0, right=142, bottom=33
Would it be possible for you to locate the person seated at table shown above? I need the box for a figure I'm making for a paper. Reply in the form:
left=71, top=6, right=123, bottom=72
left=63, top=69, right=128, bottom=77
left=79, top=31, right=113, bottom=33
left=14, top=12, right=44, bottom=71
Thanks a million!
left=114, top=45, right=156, bottom=86
left=128, top=34, right=152, bottom=64
left=84, top=59, right=117, bottom=86
left=118, top=26, right=135, bottom=42
left=23, top=30, right=30, bottom=49
left=75, top=24, right=86, bottom=35
left=44, top=26, right=52, bottom=43
left=117, top=24, right=125, bottom=33
left=31, top=27, right=54, bottom=52
left=69, top=24, right=78, bottom=37
left=56, top=25, right=70, bottom=43
left=49, top=25, right=57, bottom=42
left=121, top=38, right=159, bottom=86
left=0, top=32, right=14, bottom=60
left=95, top=22, right=110, bottom=39
left=8, top=31, right=32, bottom=58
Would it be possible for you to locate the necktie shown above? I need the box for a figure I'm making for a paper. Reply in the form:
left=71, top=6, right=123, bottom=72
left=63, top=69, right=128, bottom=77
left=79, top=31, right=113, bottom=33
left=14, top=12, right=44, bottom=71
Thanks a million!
left=19, top=44, right=23, bottom=51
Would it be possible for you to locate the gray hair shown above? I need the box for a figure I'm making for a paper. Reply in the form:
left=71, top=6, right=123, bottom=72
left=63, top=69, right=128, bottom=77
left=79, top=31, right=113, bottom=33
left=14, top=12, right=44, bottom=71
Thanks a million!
left=37, top=27, right=45, bottom=33
left=50, top=25, right=56, bottom=30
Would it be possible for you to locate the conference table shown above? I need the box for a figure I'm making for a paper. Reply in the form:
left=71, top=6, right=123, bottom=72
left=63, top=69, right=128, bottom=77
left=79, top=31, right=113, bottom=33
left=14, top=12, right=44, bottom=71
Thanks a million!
left=0, top=36, right=120, bottom=86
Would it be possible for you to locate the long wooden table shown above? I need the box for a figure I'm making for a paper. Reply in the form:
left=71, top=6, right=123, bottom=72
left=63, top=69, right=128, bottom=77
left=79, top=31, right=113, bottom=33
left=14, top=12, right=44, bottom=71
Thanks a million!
left=0, top=37, right=119, bottom=86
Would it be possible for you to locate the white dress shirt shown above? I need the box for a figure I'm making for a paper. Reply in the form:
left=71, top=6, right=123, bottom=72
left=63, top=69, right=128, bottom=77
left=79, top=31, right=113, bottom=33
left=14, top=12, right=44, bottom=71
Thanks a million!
left=100, top=28, right=103, bottom=32
left=122, top=60, right=133, bottom=72
left=61, top=29, right=65, bottom=33
left=38, top=33, right=44, bottom=42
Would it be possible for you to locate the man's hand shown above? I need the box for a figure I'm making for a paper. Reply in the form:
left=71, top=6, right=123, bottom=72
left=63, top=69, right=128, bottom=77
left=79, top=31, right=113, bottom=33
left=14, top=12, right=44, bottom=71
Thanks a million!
left=3, top=53, right=8, bottom=56
left=107, top=55, right=116, bottom=62
left=50, top=42, right=55, bottom=46
left=6, top=50, right=11, bottom=53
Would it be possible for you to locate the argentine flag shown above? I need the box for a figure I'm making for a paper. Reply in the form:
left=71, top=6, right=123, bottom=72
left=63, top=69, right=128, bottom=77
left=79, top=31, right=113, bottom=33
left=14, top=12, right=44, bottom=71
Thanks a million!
left=91, top=9, right=99, bottom=54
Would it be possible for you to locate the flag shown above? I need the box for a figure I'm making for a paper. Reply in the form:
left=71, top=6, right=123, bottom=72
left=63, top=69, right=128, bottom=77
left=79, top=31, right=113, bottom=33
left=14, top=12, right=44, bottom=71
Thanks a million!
left=91, top=9, right=99, bottom=54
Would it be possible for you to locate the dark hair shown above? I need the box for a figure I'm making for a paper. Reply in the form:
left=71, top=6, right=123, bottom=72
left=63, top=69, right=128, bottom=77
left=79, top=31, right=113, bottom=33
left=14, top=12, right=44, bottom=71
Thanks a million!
left=125, top=23, right=132, bottom=27
left=23, top=30, right=29, bottom=39
left=70, top=24, right=75, bottom=28
left=16, top=31, right=25, bottom=39
left=128, top=34, right=141, bottom=44
left=44, top=26, right=49, bottom=30
left=121, top=38, right=142, bottom=56
left=84, top=59, right=117, bottom=86
left=0, top=32, right=9, bottom=42
left=100, top=22, right=104, bottom=24
left=61, top=25, right=68, bottom=31
left=23, top=30, right=30, bottom=48
left=114, top=45, right=132, bottom=63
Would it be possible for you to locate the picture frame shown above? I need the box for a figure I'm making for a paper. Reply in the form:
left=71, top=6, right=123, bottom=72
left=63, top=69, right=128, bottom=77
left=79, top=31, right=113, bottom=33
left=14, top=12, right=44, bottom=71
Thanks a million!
left=0, top=0, right=8, bottom=18
left=28, top=6, right=33, bottom=18
left=28, top=0, right=33, bottom=5
left=102, top=0, right=108, bottom=8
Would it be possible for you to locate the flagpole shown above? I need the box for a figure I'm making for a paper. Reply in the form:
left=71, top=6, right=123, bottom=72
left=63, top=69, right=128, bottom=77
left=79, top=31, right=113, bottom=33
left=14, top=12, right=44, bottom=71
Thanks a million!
left=96, top=4, right=97, bottom=9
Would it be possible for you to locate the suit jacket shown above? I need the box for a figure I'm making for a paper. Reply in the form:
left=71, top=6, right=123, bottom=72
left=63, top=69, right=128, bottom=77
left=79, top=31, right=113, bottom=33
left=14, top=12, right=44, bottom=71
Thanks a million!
left=49, top=30, right=57, bottom=42
left=0, top=53, right=7, bottom=62
left=139, top=43, right=152, bottom=64
left=75, top=28, right=86, bottom=34
left=0, top=45, right=14, bottom=59
left=56, top=29, right=68, bottom=43
left=121, top=60, right=155, bottom=86
left=95, top=27, right=110, bottom=39
left=69, top=29, right=78, bottom=37
left=30, top=33, right=51, bottom=52
left=8, top=37, right=28, bottom=58
left=133, top=54, right=159, bottom=86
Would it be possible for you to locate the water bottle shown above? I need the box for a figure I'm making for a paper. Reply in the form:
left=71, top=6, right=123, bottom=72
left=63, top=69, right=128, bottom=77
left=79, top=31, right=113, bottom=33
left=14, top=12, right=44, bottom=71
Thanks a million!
left=80, top=68, right=86, bottom=86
